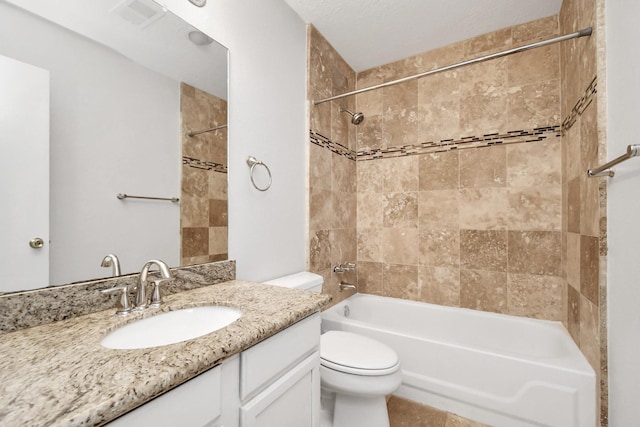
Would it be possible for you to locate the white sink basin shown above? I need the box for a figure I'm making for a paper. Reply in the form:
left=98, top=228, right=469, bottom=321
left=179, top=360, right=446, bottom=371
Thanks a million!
left=101, top=306, right=242, bottom=349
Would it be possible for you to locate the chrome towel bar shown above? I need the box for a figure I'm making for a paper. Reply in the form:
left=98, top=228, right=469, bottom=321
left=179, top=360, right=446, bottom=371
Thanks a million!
left=587, top=144, right=640, bottom=178
left=188, top=124, right=227, bottom=137
left=117, top=193, right=180, bottom=203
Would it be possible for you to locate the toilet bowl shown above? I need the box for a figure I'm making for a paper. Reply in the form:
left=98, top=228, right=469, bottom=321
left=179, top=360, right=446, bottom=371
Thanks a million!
left=263, top=272, right=402, bottom=427
left=320, top=330, right=401, bottom=427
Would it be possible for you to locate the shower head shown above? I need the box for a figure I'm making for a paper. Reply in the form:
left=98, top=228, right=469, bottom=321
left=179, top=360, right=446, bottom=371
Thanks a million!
left=340, top=108, right=365, bottom=125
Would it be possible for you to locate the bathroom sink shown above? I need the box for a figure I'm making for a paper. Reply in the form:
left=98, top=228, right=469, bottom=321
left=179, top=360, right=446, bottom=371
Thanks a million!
left=101, top=306, right=242, bottom=349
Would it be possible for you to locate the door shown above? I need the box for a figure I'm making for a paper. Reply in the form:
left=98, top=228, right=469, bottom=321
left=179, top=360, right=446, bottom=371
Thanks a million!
left=0, top=54, right=49, bottom=291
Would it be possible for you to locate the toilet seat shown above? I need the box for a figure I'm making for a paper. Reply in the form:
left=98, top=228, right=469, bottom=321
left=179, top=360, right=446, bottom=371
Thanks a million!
left=321, top=331, right=400, bottom=376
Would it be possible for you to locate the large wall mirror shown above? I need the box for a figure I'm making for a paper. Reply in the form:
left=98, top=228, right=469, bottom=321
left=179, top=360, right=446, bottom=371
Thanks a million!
left=0, top=0, right=228, bottom=293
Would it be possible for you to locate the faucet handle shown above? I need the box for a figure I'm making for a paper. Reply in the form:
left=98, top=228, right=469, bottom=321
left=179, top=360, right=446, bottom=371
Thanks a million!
left=333, top=262, right=357, bottom=273
left=148, top=278, right=171, bottom=307
left=101, top=285, right=133, bottom=315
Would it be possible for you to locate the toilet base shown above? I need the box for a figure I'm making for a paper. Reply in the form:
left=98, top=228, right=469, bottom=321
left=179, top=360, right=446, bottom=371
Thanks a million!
left=320, top=407, right=333, bottom=427
left=333, top=393, right=390, bottom=427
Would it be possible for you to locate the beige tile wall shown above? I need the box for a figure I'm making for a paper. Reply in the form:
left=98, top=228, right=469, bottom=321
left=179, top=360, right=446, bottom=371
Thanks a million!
left=559, top=0, right=607, bottom=423
left=308, top=26, right=358, bottom=305
left=354, top=16, right=565, bottom=321
left=180, top=83, right=228, bottom=266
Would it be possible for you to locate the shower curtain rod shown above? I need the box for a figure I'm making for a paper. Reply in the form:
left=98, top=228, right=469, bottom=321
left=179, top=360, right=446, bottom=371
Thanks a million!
left=313, top=27, right=592, bottom=105
left=188, top=123, right=228, bottom=137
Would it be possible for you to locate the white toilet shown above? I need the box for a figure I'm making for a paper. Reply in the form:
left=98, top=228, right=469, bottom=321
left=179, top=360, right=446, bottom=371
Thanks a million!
left=263, top=272, right=402, bottom=427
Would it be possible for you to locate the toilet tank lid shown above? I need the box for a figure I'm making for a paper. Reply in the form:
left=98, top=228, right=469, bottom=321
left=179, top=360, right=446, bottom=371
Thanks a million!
left=262, top=271, right=323, bottom=290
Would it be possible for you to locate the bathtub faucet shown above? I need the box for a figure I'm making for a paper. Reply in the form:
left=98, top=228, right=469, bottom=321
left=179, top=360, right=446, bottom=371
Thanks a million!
left=333, top=262, right=356, bottom=273
left=339, top=281, right=357, bottom=292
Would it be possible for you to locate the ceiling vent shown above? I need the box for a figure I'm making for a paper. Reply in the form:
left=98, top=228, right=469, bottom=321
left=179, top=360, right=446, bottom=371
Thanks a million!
left=110, top=0, right=166, bottom=28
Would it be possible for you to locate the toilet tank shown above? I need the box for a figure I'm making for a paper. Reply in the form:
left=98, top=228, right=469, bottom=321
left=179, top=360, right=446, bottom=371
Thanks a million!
left=262, top=271, right=323, bottom=293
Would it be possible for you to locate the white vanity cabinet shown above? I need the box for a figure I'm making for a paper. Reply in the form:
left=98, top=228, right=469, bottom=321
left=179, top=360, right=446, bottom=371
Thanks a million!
left=107, top=313, right=321, bottom=427
left=239, top=313, right=321, bottom=427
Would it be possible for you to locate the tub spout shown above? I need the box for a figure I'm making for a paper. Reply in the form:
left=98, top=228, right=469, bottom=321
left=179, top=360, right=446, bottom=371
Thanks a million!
left=339, top=281, right=357, bottom=292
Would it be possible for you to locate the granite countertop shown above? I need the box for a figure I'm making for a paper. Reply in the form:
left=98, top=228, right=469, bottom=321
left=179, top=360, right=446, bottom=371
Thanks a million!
left=0, top=280, right=330, bottom=426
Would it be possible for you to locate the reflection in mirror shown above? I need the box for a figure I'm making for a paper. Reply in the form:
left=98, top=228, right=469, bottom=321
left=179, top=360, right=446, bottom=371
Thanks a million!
left=180, top=82, right=228, bottom=266
left=0, top=0, right=228, bottom=293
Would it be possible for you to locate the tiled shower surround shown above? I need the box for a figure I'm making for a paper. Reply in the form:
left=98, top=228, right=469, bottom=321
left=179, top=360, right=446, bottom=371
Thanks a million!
left=308, top=24, right=358, bottom=305
left=180, top=83, right=228, bottom=266
left=560, top=0, right=607, bottom=423
left=308, top=0, right=606, bottom=422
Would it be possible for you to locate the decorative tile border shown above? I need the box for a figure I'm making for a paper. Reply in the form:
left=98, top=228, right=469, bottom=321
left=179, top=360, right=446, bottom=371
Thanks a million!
left=310, top=75, right=596, bottom=161
left=357, top=126, right=561, bottom=161
left=562, top=76, right=597, bottom=131
left=310, top=131, right=357, bottom=160
left=309, top=126, right=561, bottom=162
left=182, top=156, right=227, bottom=173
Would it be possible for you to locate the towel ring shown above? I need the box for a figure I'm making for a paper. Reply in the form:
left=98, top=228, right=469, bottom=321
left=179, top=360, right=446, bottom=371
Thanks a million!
left=246, top=156, right=272, bottom=191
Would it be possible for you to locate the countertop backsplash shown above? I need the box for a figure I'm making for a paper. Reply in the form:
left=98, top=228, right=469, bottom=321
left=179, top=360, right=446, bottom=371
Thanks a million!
left=0, top=260, right=235, bottom=334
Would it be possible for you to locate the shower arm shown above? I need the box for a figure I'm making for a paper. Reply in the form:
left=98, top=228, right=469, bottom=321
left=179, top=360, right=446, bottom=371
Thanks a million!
left=313, top=27, right=592, bottom=105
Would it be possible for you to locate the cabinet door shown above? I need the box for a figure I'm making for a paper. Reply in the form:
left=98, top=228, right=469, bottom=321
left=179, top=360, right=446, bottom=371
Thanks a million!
left=241, top=352, right=320, bottom=427
left=241, top=313, right=320, bottom=401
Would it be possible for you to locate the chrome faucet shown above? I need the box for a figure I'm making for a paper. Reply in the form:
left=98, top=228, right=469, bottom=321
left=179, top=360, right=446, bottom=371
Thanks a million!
left=101, top=259, right=173, bottom=315
left=339, top=281, right=357, bottom=292
left=100, top=254, right=121, bottom=277
left=136, top=259, right=172, bottom=309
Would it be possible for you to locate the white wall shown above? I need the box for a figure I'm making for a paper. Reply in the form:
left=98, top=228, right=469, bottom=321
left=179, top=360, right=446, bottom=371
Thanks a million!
left=0, top=3, right=181, bottom=285
left=160, top=0, right=308, bottom=281
left=606, top=1, right=640, bottom=424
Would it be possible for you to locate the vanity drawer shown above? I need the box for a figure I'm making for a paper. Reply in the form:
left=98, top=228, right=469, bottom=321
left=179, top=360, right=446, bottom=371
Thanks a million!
left=108, top=364, right=222, bottom=426
left=240, top=313, right=320, bottom=401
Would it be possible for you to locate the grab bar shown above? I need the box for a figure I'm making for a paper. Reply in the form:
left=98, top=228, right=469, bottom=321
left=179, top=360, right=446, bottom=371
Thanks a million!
left=117, top=193, right=179, bottom=203
left=587, top=144, right=640, bottom=177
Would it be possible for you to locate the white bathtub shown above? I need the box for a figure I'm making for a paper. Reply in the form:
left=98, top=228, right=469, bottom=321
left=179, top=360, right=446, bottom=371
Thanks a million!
left=321, top=294, right=595, bottom=427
